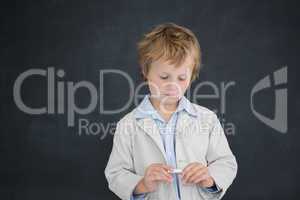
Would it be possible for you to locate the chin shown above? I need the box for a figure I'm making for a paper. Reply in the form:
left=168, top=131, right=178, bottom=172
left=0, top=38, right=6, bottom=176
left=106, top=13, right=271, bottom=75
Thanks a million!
left=161, top=95, right=181, bottom=104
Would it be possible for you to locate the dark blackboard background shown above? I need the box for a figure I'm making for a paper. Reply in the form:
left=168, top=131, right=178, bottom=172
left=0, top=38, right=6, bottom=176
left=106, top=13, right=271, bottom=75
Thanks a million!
left=1, top=0, right=299, bottom=199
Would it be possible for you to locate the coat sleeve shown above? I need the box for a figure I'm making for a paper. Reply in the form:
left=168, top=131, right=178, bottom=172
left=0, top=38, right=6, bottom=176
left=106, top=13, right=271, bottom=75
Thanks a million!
left=104, top=120, right=144, bottom=200
left=199, top=113, right=238, bottom=199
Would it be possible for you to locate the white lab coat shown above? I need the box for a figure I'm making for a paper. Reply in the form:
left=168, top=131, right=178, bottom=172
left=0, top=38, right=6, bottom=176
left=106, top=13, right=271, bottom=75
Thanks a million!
left=105, top=103, right=238, bottom=200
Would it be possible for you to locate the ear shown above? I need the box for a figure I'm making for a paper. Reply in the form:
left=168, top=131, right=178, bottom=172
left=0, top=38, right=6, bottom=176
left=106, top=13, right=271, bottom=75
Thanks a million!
left=141, top=67, right=148, bottom=81
left=141, top=70, right=147, bottom=81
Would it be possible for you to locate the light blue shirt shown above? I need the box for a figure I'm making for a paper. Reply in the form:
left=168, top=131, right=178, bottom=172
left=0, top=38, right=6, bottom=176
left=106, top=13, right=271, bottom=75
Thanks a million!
left=131, top=95, right=219, bottom=200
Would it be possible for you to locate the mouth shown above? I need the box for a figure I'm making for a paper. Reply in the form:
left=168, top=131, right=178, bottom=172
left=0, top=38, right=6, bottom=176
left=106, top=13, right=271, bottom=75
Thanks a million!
left=163, top=92, right=180, bottom=97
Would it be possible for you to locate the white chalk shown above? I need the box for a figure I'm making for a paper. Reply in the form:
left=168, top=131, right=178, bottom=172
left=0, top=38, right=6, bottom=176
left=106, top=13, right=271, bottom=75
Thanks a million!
left=169, top=169, right=182, bottom=174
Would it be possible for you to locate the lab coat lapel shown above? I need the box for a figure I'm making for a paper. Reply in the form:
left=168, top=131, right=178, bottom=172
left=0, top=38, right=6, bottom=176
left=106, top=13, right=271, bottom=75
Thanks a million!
left=176, top=111, right=196, bottom=138
left=136, top=117, right=168, bottom=162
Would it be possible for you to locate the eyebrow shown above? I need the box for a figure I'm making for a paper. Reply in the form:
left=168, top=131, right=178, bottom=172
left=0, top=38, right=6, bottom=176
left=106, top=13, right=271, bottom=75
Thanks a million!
left=160, top=72, right=187, bottom=76
left=160, top=72, right=169, bottom=76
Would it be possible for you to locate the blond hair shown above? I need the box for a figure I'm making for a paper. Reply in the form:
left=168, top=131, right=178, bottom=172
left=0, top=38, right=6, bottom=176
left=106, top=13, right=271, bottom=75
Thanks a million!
left=137, top=22, right=201, bottom=81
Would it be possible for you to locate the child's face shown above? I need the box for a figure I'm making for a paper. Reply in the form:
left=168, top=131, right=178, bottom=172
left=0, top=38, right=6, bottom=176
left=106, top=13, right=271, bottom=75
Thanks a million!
left=146, top=55, right=194, bottom=105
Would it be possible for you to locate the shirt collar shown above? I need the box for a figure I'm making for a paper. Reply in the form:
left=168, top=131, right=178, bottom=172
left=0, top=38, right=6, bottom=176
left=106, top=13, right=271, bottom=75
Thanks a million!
left=134, top=94, right=197, bottom=120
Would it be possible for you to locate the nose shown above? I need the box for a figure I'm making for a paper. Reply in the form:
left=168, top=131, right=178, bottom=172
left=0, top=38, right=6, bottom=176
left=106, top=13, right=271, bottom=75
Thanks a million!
left=164, top=81, right=181, bottom=92
left=167, top=77, right=179, bottom=85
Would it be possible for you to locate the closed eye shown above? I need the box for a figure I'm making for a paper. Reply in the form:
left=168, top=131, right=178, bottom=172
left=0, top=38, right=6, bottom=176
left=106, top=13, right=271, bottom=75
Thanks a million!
left=160, top=75, right=168, bottom=80
left=178, top=75, right=187, bottom=81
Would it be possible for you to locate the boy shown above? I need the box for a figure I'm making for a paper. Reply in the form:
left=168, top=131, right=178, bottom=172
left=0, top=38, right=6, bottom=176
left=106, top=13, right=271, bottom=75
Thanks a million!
left=105, top=23, right=237, bottom=200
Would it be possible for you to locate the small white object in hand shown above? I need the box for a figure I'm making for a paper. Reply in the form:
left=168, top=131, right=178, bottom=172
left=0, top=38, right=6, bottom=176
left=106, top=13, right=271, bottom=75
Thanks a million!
left=169, top=169, right=182, bottom=174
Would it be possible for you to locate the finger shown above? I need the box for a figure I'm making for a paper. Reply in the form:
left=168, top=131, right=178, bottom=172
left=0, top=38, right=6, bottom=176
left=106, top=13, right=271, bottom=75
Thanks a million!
left=153, top=168, right=172, bottom=180
left=182, top=162, right=203, bottom=177
left=181, top=163, right=195, bottom=178
left=160, top=164, right=173, bottom=172
left=192, top=174, right=209, bottom=184
left=187, top=169, right=208, bottom=183
left=155, top=165, right=174, bottom=176
left=152, top=171, right=173, bottom=183
left=148, top=163, right=171, bottom=174
left=182, top=164, right=203, bottom=182
left=186, top=167, right=207, bottom=183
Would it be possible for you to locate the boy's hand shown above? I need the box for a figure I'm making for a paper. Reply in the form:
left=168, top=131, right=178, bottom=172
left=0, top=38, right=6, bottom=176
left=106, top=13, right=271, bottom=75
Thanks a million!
left=143, top=163, right=173, bottom=192
left=134, top=163, right=173, bottom=194
left=181, top=162, right=215, bottom=188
